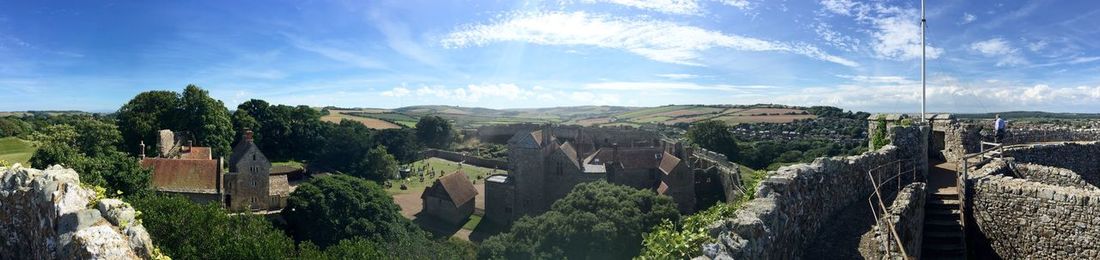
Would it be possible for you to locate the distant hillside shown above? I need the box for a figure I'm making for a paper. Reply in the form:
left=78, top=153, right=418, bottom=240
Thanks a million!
left=321, top=104, right=828, bottom=129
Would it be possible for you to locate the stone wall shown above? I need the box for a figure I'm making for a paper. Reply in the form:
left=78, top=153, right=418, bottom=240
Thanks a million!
left=968, top=161, right=1100, bottom=259
left=1001, top=142, right=1100, bottom=184
left=1011, top=162, right=1096, bottom=189
left=862, top=182, right=926, bottom=259
left=1, top=165, right=157, bottom=259
left=700, top=125, right=925, bottom=259
left=421, top=149, right=509, bottom=170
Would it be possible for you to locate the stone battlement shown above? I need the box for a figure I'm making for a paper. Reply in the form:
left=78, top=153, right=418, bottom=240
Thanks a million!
left=0, top=165, right=157, bottom=259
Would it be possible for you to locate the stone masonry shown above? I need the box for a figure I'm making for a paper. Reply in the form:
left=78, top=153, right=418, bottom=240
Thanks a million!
left=699, top=125, right=925, bottom=259
left=0, top=165, right=157, bottom=259
left=862, top=182, right=926, bottom=259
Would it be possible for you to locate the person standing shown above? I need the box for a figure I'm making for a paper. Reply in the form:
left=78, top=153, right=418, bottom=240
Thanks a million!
left=994, top=114, right=1007, bottom=142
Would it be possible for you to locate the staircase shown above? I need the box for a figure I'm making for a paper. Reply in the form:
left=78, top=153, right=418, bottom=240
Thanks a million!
left=922, top=189, right=965, bottom=259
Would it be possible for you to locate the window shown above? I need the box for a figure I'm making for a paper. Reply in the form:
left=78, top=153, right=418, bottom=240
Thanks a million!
left=252, top=153, right=256, bottom=161
left=251, top=179, right=256, bottom=187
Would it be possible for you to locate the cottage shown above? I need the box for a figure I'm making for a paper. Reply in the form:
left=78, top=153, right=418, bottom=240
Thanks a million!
left=421, top=171, right=478, bottom=225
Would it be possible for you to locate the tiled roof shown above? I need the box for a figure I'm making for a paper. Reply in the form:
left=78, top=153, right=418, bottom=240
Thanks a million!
left=179, top=147, right=211, bottom=160
left=141, top=158, right=220, bottom=194
left=421, top=171, right=478, bottom=206
left=588, top=147, right=664, bottom=170
left=658, top=152, right=683, bottom=175
left=559, top=142, right=580, bottom=169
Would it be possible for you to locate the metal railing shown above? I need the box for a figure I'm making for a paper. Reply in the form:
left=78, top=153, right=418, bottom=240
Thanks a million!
left=866, top=159, right=920, bottom=259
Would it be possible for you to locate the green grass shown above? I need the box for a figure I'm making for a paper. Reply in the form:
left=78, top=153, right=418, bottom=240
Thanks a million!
left=461, top=214, right=482, bottom=231
left=387, top=157, right=504, bottom=195
left=0, top=137, right=35, bottom=165
left=272, top=161, right=305, bottom=169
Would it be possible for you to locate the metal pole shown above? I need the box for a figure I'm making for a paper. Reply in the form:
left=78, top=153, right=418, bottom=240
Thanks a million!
left=921, top=0, right=927, bottom=123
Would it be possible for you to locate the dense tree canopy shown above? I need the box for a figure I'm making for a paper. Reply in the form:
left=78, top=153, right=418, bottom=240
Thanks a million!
left=374, top=128, right=420, bottom=163
left=117, top=91, right=181, bottom=157
left=686, top=120, right=739, bottom=161
left=415, top=115, right=454, bottom=149
left=129, top=194, right=296, bottom=259
left=116, top=85, right=235, bottom=157
left=178, top=85, right=235, bottom=157
left=348, top=145, right=398, bottom=182
left=29, top=120, right=151, bottom=196
left=0, top=117, right=33, bottom=138
left=283, top=174, right=416, bottom=247
left=478, top=181, right=680, bottom=259
left=230, top=99, right=326, bottom=161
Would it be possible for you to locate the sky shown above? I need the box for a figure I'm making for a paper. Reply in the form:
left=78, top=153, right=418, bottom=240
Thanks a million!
left=1, top=0, right=1100, bottom=113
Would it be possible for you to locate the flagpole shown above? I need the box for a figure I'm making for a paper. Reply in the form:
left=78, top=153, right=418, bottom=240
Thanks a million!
left=921, top=0, right=927, bottom=122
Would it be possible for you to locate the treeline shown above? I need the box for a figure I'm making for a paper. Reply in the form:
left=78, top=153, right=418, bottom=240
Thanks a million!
left=804, top=106, right=871, bottom=120
left=9, top=84, right=471, bottom=259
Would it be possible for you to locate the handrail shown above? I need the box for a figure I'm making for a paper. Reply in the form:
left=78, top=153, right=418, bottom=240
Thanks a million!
left=866, top=159, right=920, bottom=259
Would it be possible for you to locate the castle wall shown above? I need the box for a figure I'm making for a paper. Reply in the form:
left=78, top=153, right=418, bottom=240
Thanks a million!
left=1001, top=142, right=1100, bottom=185
left=968, top=160, right=1100, bottom=259
left=701, top=125, right=925, bottom=259
left=484, top=175, right=515, bottom=226
left=421, top=149, right=509, bottom=170
left=1, top=165, right=156, bottom=259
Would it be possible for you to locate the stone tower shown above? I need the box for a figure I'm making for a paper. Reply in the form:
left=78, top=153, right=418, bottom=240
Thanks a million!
left=507, top=128, right=552, bottom=217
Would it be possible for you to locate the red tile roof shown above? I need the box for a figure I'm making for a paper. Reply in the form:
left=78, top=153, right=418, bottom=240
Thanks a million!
left=141, top=158, right=220, bottom=194
left=179, top=147, right=212, bottom=160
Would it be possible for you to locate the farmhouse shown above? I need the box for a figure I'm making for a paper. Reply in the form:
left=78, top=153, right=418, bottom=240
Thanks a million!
left=421, top=171, right=478, bottom=224
left=139, top=129, right=290, bottom=212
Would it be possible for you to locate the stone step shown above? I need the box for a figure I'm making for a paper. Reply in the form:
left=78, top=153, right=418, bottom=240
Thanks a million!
left=925, top=230, right=963, bottom=239
left=926, top=219, right=964, bottom=227
left=921, top=250, right=966, bottom=260
left=926, top=208, right=961, bottom=216
left=928, top=199, right=960, bottom=205
left=923, top=243, right=965, bottom=252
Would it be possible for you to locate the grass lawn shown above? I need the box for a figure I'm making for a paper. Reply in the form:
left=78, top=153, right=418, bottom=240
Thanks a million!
left=461, top=214, right=482, bottom=231
left=387, top=157, right=504, bottom=195
left=272, top=160, right=305, bottom=169
left=0, top=137, right=35, bottom=165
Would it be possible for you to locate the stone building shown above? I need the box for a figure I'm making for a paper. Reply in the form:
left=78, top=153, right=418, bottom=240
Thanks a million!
left=139, top=129, right=290, bottom=212
left=485, top=127, right=732, bottom=226
left=421, top=171, right=479, bottom=224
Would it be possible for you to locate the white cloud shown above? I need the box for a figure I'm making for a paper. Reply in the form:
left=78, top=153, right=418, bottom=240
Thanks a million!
left=402, top=83, right=537, bottom=102
left=960, top=13, right=977, bottom=24
left=813, top=22, right=860, bottom=51
left=572, top=0, right=753, bottom=15
left=442, top=11, right=857, bottom=67
left=285, top=35, right=386, bottom=69
left=970, top=38, right=1027, bottom=66
left=381, top=87, right=410, bottom=97
left=837, top=75, right=916, bottom=85
left=577, top=0, right=702, bottom=15
left=817, top=1, right=942, bottom=61
left=656, top=73, right=699, bottom=79
left=1027, top=39, right=1048, bottom=52
left=585, top=81, right=774, bottom=92
left=569, top=91, right=622, bottom=105
left=768, top=82, right=1100, bottom=112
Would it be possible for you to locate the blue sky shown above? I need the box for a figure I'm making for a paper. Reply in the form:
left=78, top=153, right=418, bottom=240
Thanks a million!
left=1, top=0, right=1099, bottom=113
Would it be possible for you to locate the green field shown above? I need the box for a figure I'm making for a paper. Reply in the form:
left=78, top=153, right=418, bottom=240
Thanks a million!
left=0, top=137, right=36, bottom=165
left=387, top=157, right=503, bottom=195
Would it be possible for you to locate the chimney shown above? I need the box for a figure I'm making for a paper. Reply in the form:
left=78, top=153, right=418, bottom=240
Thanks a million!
left=244, top=129, right=254, bottom=143
left=612, top=143, right=619, bottom=163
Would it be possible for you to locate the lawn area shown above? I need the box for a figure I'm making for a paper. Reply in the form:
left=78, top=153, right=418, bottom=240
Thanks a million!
left=0, top=137, right=35, bottom=165
left=387, top=157, right=504, bottom=195
left=462, top=214, right=482, bottom=231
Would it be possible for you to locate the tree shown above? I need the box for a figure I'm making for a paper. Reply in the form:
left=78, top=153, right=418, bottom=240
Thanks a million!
left=129, top=194, right=296, bottom=259
left=29, top=121, right=151, bottom=196
left=349, top=145, right=398, bottom=182
left=415, top=116, right=454, bottom=149
left=283, top=174, right=416, bottom=247
left=686, top=120, right=739, bottom=161
left=478, top=181, right=680, bottom=259
left=374, top=128, right=419, bottom=163
left=178, top=85, right=235, bottom=157
left=117, top=91, right=180, bottom=157
left=313, top=120, right=374, bottom=172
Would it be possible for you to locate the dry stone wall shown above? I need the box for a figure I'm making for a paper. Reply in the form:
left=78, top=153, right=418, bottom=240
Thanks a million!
left=968, top=161, right=1100, bottom=259
left=862, top=182, right=926, bottom=259
left=1001, top=142, right=1100, bottom=184
left=0, top=165, right=156, bottom=259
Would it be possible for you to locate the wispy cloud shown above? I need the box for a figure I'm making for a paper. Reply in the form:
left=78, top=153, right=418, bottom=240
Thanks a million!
left=656, top=73, right=699, bottom=79
left=442, top=11, right=857, bottom=67
left=960, top=12, right=977, bottom=24
left=970, top=38, right=1027, bottom=66
left=584, top=81, right=774, bottom=92
left=284, top=34, right=386, bottom=70
left=817, top=0, right=943, bottom=61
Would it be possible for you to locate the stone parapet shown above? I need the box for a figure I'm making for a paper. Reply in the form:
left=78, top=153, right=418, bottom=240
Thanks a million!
left=0, top=165, right=156, bottom=259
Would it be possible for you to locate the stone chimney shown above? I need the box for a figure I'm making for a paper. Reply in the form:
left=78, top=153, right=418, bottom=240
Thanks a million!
left=244, top=129, right=254, bottom=143
left=612, top=142, right=619, bottom=163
